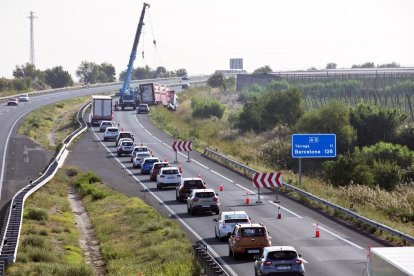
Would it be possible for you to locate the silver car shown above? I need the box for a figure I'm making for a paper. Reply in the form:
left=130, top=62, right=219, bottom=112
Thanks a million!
left=132, top=152, right=152, bottom=168
left=99, top=120, right=113, bottom=132
left=214, top=211, right=251, bottom=241
left=130, top=146, right=150, bottom=162
left=187, top=189, right=220, bottom=215
left=254, top=246, right=305, bottom=276
left=103, top=127, right=119, bottom=141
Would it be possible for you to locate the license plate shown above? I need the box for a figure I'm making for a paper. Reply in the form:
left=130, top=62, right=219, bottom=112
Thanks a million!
left=277, top=265, right=290, bottom=270
left=201, top=205, right=210, bottom=208
left=167, top=176, right=174, bottom=179
left=248, top=249, right=259, bottom=253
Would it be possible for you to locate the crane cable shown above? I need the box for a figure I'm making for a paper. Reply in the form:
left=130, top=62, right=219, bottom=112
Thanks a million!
left=147, top=9, right=163, bottom=68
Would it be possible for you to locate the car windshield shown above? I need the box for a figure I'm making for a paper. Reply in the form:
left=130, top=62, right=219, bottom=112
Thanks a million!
left=184, top=180, right=203, bottom=188
left=102, top=122, right=111, bottom=125
left=138, top=153, right=151, bottom=157
left=123, top=142, right=134, bottom=146
left=163, top=169, right=179, bottom=175
left=241, top=228, right=265, bottom=237
left=224, top=218, right=249, bottom=224
left=108, top=129, right=118, bottom=132
left=224, top=214, right=248, bottom=220
left=135, top=147, right=148, bottom=152
left=195, top=192, right=215, bottom=198
left=139, top=105, right=147, bottom=108
left=267, top=251, right=297, bottom=260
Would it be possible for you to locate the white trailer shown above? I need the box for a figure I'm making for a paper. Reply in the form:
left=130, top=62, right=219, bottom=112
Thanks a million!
left=91, top=95, right=113, bottom=126
left=365, top=247, right=414, bottom=276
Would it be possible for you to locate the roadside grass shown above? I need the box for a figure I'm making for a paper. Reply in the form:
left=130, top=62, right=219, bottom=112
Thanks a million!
left=68, top=168, right=199, bottom=275
left=6, top=171, right=93, bottom=275
left=149, top=86, right=414, bottom=244
left=18, top=96, right=91, bottom=150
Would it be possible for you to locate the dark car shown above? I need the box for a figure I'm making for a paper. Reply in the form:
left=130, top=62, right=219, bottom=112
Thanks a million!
left=254, top=246, right=305, bottom=275
left=176, top=177, right=206, bottom=202
left=150, top=162, right=170, bottom=181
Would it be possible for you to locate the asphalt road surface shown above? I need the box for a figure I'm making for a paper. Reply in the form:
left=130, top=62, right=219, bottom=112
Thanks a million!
left=66, top=108, right=388, bottom=276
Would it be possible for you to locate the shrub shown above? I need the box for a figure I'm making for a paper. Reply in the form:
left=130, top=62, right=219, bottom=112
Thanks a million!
left=191, top=96, right=225, bottom=119
left=323, top=155, right=354, bottom=186
left=372, top=161, right=401, bottom=191
left=22, top=235, right=46, bottom=248
left=26, top=208, right=48, bottom=221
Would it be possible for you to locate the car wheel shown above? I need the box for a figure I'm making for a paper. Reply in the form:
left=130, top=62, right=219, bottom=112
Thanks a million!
left=117, top=152, right=121, bottom=156
left=233, top=250, right=238, bottom=260
left=157, top=183, right=161, bottom=190
left=176, top=193, right=179, bottom=201
left=104, top=138, right=107, bottom=141
left=228, top=246, right=233, bottom=257
left=191, top=208, right=196, bottom=215
left=215, top=227, right=218, bottom=239
left=254, top=268, right=259, bottom=276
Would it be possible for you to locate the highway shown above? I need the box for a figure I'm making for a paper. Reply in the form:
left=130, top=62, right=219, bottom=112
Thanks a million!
left=65, top=107, right=388, bottom=276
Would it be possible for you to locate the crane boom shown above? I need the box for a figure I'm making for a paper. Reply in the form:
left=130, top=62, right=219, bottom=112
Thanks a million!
left=119, top=2, right=149, bottom=110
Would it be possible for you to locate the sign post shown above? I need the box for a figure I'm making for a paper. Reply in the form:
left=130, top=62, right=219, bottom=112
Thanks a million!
left=253, top=172, right=282, bottom=204
left=292, top=134, right=336, bottom=186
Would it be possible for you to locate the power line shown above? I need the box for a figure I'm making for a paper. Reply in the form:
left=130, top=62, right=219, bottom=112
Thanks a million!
left=28, top=11, right=37, bottom=66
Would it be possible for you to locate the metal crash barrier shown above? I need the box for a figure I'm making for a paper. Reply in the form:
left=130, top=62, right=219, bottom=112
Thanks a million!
left=193, top=241, right=229, bottom=276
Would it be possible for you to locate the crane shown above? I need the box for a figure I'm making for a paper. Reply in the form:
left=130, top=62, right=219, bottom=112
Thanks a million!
left=118, top=2, right=149, bottom=111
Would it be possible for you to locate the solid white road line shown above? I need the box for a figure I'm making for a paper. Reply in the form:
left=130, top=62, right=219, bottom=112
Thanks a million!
left=190, top=159, right=209, bottom=169
left=312, top=223, right=364, bottom=250
left=268, top=201, right=303, bottom=218
left=144, top=129, right=152, bottom=135
left=89, top=121, right=237, bottom=276
left=210, top=170, right=234, bottom=183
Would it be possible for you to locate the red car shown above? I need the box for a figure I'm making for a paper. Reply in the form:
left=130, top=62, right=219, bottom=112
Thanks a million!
left=150, top=162, right=170, bottom=181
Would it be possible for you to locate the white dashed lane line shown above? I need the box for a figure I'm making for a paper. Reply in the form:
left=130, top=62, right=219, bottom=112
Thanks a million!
left=210, top=170, right=234, bottom=183
left=144, top=129, right=152, bottom=135
left=312, top=223, right=364, bottom=250
left=268, top=201, right=303, bottom=218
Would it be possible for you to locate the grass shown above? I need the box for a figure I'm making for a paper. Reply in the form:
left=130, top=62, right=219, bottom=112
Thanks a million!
left=6, top=171, right=93, bottom=275
left=17, top=96, right=91, bottom=150
left=67, top=168, right=199, bottom=275
left=149, top=86, right=414, bottom=245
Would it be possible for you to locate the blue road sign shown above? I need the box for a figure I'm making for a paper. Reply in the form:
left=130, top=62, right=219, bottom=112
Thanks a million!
left=292, top=134, right=336, bottom=158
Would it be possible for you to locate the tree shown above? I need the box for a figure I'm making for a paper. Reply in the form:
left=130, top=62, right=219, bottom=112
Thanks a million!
left=377, top=62, right=400, bottom=68
left=351, top=62, right=375, bottom=68
left=295, top=101, right=356, bottom=153
left=253, top=65, right=272, bottom=74
left=326, top=63, right=337, bottom=69
left=44, top=66, right=74, bottom=88
left=175, top=68, right=187, bottom=77
left=76, top=61, right=96, bottom=84
left=98, top=62, right=116, bottom=83
left=155, top=66, right=168, bottom=78
left=207, top=72, right=226, bottom=89
left=13, top=63, right=43, bottom=80
left=350, top=103, right=407, bottom=147
left=307, top=67, right=317, bottom=71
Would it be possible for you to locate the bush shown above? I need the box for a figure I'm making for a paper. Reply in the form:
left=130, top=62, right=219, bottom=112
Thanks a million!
left=372, top=161, right=401, bottom=191
left=22, top=235, right=46, bottom=248
left=191, top=96, right=225, bottom=119
left=26, top=208, right=48, bottom=221
left=323, top=154, right=354, bottom=186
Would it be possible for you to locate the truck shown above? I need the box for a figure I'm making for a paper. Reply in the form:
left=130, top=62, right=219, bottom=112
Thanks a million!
left=91, top=95, right=113, bottom=126
left=139, top=83, right=158, bottom=105
left=167, top=90, right=178, bottom=110
left=364, top=247, right=414, bottom=276
left=118, top=3, right=149, bottom=111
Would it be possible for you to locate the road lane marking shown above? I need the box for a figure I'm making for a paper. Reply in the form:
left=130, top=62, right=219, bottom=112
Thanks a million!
left=210, top=170, right=234, bottom=182
left=268, top=201, right=303, bottom=218
left=191, top=159, right=209, bottom=169
left=152, top=136, right=162, bottom=142
left=312, top=223, right=364, bottom=250
left=235, top=184, right=264, bottom=198
left=89, top=122, right=237, bottom=276
left=144, top=129, right=152, bottom=135
left=163, top=142, right=171, bottom=148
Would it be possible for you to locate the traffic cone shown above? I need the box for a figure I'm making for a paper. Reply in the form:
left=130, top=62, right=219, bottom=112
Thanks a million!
left=198, top=172, right=202, bottom=179
left=277, top=206, right=282, bottom=219
left=219, top=182, right=223, bottom=192
left=178, top=163, right=183, bottom=174
left=245, top=192, right=250, bottom=204
left=164, top=156, right=168, bottom=162
left=315, top=223, right=320, bottom=238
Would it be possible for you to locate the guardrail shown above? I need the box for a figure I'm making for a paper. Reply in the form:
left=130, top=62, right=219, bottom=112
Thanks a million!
left=0, top=75, right=209, bottom=103
left=0, top=102, right=90, bottom=275
left=203, top=148, right=414, bottom=244
left=193, top=241, right=229, bottom=276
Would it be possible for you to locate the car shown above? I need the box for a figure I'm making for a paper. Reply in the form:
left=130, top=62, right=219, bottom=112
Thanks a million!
left=115, top=131, right=134, bottom=146
left=156, top=167, right=181, bottom=189
left=176, top=177, right=207, bottom=202
left=137, top=104, right=150, bottom=114
left=117, top=139, right=134, bottom=156
left=150, top=162, right=170, bottom=181
left=18, top=94, right=30, bottom=102
left=182, top=76, right=190, bottom=80
left=187, top=189, right=220, bottom=215
left=214, top=211, right=251, bottom=241
left=229, top=223, right=272, bottom=260
left=182, top=83, right=190, bottom=89
left=7, top=98, right=18, bottom=106
left=116, top=137, right=132, bottom=147
left=99, top=121, right=113, bottom=132
left=141, top=157, right=160, bottom=174
left=130, top=145, right=150, bottom=162
left=254, top=246, right=305, bottom=276
left=132, top=152, right=152, bottom=168
left=103, top=127, right=119, bottom=141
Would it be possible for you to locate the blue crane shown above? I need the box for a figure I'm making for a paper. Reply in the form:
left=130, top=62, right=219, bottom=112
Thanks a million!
left=118, top=2, right=149, bottom=111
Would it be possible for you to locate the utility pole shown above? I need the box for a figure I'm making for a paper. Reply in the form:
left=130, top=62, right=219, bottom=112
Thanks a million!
left=28, top=11, right=37, bottom=66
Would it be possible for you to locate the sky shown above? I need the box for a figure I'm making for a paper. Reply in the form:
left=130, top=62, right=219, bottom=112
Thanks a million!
left=1, top=0, right=414, bottom=81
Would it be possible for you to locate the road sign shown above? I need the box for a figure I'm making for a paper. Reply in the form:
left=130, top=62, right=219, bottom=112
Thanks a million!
left=292, top=134, right=336, bottom=158
left=253, top=172, right=282, bottom=188
left=172, top=141, right=192, bottom=152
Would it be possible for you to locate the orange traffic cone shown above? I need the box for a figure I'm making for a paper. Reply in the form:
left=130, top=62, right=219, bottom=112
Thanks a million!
left=219, top=182, right=223, bottom=192
left=315, top=223, right=320, bottom=238
left=245, top=192, right=250, bottom=204
left=277, top=206, right=282, bottom=219
left=198, top=172, right=202, bottom=179
left=178, top=163, right=183, bottom=174
left=164, top=156, right=168, bottom=162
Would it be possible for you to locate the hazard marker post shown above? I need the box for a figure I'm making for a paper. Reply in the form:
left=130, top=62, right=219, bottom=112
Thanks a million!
left=253, top=172, right=282, bottom=204
left=172, top=140, right=192, bottom=163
